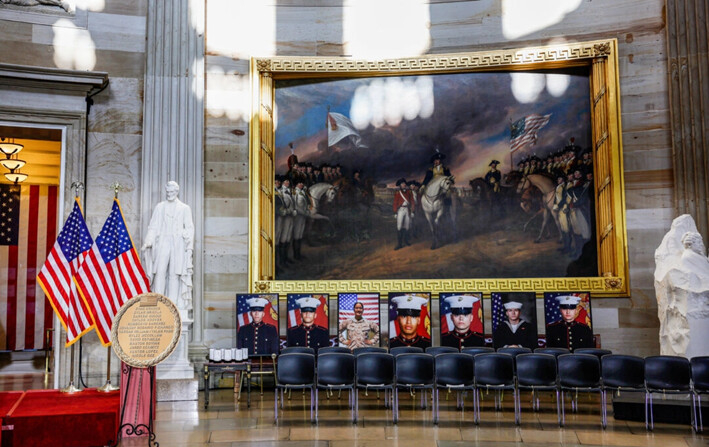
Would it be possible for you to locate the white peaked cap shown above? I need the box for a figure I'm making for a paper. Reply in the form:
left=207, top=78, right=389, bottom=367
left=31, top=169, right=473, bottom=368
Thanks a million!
left=555, top=295, right=582, bottom=306
left=445, top=295, right=480, bottom=308
left=391, top=295, right=428, bottom=310
left=296, top=297, right=321, bottom=310
left=503, top=301, right=523, bottom=310
left=246, top=297, right=270, bottom=309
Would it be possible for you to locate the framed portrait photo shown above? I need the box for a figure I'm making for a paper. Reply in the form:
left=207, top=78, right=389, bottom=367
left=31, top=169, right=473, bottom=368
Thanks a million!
left=249, top=39, right=629, bottom=298
left=286, top=293, right=330, bottom=351
left=236, top=293, right=280, bottom=356
left=491, top=292, right=538, bottom=350
left=543, top=291, right=594, bottom=351
left=439, top=292, right=484, bottom=349
left=337, top=292, right=381, bottom=350
left=387, top=292, right=431, bottom=349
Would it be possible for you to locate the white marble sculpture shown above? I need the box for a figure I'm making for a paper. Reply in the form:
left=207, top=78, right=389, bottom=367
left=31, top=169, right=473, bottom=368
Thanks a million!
left=141, top=181, right=195, bottom=320
left=654, top=214, right=709, bottom=358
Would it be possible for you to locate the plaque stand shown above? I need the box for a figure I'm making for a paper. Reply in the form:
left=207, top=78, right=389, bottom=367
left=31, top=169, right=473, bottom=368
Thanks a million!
left=110, top=365, right=157, bottom=447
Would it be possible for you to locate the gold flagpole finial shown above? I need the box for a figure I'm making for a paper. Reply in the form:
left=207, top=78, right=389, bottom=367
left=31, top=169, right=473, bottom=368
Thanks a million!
left=70, top=181, right=84, bottom=199
left=111, top=182, right=122, bottom=199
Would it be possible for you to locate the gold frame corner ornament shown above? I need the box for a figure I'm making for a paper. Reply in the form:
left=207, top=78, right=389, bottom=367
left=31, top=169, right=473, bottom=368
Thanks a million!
left=248, top=39, right=629, bottom=298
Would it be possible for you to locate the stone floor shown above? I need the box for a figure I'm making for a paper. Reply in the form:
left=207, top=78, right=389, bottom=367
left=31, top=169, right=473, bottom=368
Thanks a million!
left=117, top=387, right=709, bottom=447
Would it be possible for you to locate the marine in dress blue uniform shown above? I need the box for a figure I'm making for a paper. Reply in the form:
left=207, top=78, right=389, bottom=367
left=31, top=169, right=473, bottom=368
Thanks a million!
left=237, top=297, right=279, bottom=356
left=546, top=295, right=594, bottom=351
left=287, top=297, right=330, bottom=352
left=389, top=295, right=431, bottom=349
left=441, top=295, right=484, bottom=349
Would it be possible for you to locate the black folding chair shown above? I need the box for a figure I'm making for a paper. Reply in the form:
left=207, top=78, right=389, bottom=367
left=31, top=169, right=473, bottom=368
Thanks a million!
left=473, top=353, right=519, bottom=425
left=274, top=353, right=316, bottom=423
left=426, top=346, right=459, bottom=356
left=390, top=346, right=424, bottom=356
left=394, top=353, right=435, bottom=424
left=574, top=348, right=612, bottom=359
left=353, top=346, right=387, bottom=356
left=433, top=353, right=475, bottom=424
left=645, top=355, right=692, bottom=431
left=281, top=346, right=315, bottom=355
left=316, top=352, right=356, bottom=423
left=355, top=352, right=395, bottom=422
left=557, top=353, right=603, bottom=428
left=600, top=354, right=644, bottom=429
left=497, top=346, right=532, bottom=358
left=319, top=346, right=351, bottom=355
left=691, top=356, right=709, bottom=432
left=515, top=353, right=560, bottom=422
left=534, top=347, right=570, bottom=358
left=462, top=346, right=495, bottom=356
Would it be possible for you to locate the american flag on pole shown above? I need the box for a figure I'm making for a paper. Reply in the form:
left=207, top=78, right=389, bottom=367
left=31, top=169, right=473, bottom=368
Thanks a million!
left=236, top=294, right=278, bottom=329
left=0, top=184, right=58, bottom=351
left=510, top=114, right=551, bottom=152
left=74, top=199, right=150, bottom=346
left=287, top=294, right=329, bottom=329
left=490, top=292, right=505, bottom=332
left=439, top=292, right=483, bottom=335
left=37, top=199, right=95, bottom=346
left=338, top=293, right=379, bottom=322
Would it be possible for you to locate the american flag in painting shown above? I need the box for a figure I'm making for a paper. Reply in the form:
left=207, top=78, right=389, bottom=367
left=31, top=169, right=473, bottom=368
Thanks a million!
left=439, top=292, right=483, bottom=335
left=236, top=294, right=278, bottom=329
left=0, top=184, right=58, bottom=351
left=490, top=292, right=504, bottom=333
left=38, top=199, right=95, bottom=346
left=338, top=293, right=379, bottom=322
left=544, top=291, right=592, bottom=329
left=287, top=294, right=329, bottom=329
left=74, top=199, right=150, bottom=346
left=510, top=114, right=551, bottom=152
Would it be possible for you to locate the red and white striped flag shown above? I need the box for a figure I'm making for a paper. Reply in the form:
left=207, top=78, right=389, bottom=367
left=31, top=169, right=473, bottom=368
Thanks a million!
left=38, top=198, right=95, bottom=346
left=0, top=184, right=57, bottom=351
left=510, top=114, right=551, bottom=152
left=75, top=199, right=150, bottom=346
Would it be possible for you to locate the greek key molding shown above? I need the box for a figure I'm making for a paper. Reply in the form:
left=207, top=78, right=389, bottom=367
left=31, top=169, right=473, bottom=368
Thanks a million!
left=254, top=40, right=611, bottom=76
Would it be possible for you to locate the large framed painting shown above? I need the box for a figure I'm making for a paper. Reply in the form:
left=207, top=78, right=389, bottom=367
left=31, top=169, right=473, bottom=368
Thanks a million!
left=249, top=39, right=629, bottom=297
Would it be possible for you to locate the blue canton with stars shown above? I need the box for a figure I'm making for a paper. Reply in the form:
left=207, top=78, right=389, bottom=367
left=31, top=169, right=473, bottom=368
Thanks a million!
left=490, top=293, right=504, bottom=332
left=339, top=294, right=357, bottom=311
left=95, top=200, right=134, bottom=263
left=58, top=200, right=93, bottom=262
left=0, top=184, right=21, bottom=246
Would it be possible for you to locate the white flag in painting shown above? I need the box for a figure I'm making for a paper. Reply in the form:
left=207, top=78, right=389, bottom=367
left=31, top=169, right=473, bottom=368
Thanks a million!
left=327, top=112, right=367, bottom=148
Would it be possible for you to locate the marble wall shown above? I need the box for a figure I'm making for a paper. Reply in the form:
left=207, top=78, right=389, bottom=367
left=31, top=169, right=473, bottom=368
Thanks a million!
left=203, top=0, right=670, bottom=357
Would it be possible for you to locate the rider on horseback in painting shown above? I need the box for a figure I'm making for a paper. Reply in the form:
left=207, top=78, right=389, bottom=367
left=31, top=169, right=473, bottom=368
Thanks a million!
left=421, top=151, right=451, bottom=192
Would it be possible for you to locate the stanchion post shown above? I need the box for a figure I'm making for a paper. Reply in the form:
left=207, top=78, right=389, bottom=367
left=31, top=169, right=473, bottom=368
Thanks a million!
left=60, top=344, right=81, bottom=393
left=98, top=345, right=120, bottom=392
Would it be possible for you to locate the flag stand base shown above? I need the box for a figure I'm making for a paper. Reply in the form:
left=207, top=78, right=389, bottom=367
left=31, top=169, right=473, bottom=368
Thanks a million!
left=97, top=380, right=119, bottom=392
left=60, top=381, right=81, bottom=394
left=109, top=365, right=158, bottom=447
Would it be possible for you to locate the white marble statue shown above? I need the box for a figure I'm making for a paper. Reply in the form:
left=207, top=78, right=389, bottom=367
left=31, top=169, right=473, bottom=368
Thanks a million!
left=654, top=214, right=709, bottom=358
left=141, top=181, right=194, bottom=318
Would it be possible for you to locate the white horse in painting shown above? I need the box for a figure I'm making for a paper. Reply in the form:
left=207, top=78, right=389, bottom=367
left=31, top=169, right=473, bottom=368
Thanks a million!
left=306, top=182, right=338, bottom=221
left=523, top=174, right=559, bottom=242
left=421, top=175, right=456, bottom=250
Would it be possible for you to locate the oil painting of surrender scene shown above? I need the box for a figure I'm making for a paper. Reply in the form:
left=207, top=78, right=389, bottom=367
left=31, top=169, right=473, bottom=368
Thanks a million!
left=274, top=68, right=595, bottom=281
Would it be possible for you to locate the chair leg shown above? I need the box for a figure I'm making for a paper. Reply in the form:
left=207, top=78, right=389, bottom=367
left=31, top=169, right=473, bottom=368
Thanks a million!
left=394, top=388, right=399, bottom=424
left=601, top=390, right=607, bottom=429
left=434, top=388, right=439, bottom=425
left=555, top=389, right=561, bottom=427
left=274, top=387, right=278, bottom=423
left=700, top=394, right=704, bottom=433
left=560, top=390, right=565, bottom=427
left=644, top=391, right=649, bottom=431
left=474, top=389, right=480, bottom=425
left=514, top=388, right=520, bottom=426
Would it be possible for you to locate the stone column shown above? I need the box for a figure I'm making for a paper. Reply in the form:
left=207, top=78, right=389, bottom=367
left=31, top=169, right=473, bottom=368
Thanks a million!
left=666, top=0, right=709, bottom=240
left=140, top=0, right=205, bottom=359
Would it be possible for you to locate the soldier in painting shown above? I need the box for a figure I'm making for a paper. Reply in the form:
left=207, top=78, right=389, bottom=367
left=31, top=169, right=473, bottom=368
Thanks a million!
left=389, top=295, right=431, bottom=349
left=237, top=297, right=279, bottom=356
left=546, top=295, right=594, bottom=351
left=393, top=178, right=414, bottom=250
left=493, top=301, right=537, bottom=349
left=421, top=151, right=451, bottom=191
left=441, top=295, right=485, bottom=349
left=287, top=297, right=330, bottom=352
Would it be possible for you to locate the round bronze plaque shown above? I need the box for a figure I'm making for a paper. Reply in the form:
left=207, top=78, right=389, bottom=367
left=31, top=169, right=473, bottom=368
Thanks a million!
left=111, top=293, right=182, bottom=368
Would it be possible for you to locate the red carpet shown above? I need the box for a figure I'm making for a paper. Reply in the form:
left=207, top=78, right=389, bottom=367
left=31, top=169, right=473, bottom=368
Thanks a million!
left=3, top=389, right=119, bottom=447
left=0, top=392, right=24, bottom=447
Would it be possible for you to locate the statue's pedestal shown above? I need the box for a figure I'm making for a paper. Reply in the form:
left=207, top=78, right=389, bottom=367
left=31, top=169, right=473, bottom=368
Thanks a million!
left=157, top=319, right=198, bottom=401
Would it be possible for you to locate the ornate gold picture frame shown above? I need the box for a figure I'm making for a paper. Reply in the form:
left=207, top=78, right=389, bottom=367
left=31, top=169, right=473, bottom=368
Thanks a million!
left=249, top=39, right=628, bottom=298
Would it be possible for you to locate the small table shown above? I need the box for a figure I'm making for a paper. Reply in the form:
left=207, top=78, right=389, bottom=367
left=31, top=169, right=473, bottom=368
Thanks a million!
left=204, top=361, right=251, bottom=409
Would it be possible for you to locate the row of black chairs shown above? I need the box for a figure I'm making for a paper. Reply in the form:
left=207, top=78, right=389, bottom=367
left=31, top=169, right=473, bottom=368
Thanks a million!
left=273, top=348, right=709, bottom=432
